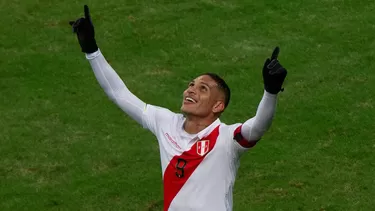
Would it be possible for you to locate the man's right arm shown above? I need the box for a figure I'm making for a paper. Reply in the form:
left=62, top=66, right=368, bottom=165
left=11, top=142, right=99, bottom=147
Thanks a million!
left=70, top=5, right=176, bottom=133
left=86, top=49, right=146, bottom=125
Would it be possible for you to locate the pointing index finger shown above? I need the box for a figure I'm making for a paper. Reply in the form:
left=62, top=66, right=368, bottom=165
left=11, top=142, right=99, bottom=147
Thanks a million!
left=84, top=5, right=90, bottom=20
left=271, top=46, right=280, bottom=60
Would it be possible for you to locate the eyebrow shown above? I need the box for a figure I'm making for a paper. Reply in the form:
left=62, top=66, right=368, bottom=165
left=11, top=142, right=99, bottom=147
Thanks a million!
left=200, top=82, right=211, bottom=87
left=189, top=80, right=217, bottom=89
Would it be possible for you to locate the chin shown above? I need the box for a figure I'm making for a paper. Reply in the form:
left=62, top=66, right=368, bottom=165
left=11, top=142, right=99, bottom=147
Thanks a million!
left=181, top=106, right=195, bottom=116
left=180, top=107, right=191, bottom=115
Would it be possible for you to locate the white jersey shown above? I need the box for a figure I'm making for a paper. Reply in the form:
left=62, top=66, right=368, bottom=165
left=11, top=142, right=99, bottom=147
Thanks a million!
left=85, top=49, right=278, bottom=211
left=142, top=105, right=256, bottom=211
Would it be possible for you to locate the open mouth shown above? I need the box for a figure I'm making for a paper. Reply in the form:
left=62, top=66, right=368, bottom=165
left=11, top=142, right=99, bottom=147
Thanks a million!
left=184, top=97, right=197, bottom=103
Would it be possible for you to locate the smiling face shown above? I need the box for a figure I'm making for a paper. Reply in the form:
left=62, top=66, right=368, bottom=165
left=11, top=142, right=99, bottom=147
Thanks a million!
left=180, top=74, right=226, bottom=118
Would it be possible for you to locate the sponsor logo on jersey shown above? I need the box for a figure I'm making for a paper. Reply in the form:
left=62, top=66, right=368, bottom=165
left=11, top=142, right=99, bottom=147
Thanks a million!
left=165, top=133, right=182, bottom=150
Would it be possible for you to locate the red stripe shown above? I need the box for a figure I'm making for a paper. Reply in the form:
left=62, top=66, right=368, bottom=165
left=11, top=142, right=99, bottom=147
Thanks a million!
left=233, top=125, right=258, bottom=148
left=163, top=126, right=220, bottom=211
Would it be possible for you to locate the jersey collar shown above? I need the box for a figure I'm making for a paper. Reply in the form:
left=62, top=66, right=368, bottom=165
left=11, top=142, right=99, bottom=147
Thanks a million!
left=196, top=118, right=221, bottom=140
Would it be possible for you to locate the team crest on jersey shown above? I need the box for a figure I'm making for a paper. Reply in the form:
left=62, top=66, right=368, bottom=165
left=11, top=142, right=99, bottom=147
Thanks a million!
left=196, top=140, right=210, bottom=156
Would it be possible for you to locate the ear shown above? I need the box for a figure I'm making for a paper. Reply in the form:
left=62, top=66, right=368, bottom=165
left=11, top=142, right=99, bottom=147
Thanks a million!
left=212, top=101, right=225, bottom=114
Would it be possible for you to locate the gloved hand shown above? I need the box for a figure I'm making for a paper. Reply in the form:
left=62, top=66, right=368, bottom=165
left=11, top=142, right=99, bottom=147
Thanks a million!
left=262, top=47, right=288, bottom=94
left=69, top=5, right=98, bottom=53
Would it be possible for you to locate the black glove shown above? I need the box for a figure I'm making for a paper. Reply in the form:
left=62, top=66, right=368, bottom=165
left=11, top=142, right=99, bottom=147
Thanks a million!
left=262, top=47, right=287, bottom=94
left=69, top=5, right=98, bottom=53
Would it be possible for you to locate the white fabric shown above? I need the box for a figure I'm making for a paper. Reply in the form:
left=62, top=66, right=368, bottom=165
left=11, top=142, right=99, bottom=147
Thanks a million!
left=86, top=49, right=146, bottom=125
left=241, top=91, right=277, bottom=141
left=143, top=107, right=241, bottom=211
left=85, top=49, right=278, bottom=210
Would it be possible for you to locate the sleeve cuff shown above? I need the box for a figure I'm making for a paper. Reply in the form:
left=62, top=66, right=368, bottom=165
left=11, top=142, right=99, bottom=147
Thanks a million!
left=85, top=49, right=102, bottom=60
left=264, top=90, right=277, bottom=98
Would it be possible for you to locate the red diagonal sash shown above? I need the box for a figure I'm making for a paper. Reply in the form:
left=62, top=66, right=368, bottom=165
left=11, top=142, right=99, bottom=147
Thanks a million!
left=163, top=126, right=220, bottom=210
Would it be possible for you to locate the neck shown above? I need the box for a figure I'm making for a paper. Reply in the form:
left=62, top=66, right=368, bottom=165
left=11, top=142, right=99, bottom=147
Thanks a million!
left=183, top=115, right=218, bottom=134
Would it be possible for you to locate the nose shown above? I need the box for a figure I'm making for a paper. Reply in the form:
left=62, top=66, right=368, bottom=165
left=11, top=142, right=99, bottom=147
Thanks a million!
left=186, top=86, right=196, bottom=94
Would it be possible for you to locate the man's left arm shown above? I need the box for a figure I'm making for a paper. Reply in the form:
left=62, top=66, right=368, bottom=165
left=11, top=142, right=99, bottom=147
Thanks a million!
left=240, top=91, right=277, bottom=143
left=234, top=47, right=287, bottom=148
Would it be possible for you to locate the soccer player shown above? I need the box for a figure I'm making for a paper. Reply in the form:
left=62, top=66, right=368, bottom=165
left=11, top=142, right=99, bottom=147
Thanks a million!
left=70, top=5, right=288, bottom=211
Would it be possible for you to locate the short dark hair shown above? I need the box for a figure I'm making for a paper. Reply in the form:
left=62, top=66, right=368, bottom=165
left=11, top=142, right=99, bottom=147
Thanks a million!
left=202, top=73, right=231, bottom=108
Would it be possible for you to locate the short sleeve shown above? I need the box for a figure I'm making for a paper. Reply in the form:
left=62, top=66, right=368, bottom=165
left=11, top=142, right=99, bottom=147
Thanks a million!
left=142, top=104, right=177, bottom=136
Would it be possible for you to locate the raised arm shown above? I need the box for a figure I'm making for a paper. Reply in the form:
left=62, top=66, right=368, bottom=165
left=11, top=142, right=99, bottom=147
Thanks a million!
left=241, top=91, right=277, bottom=141
left=86, top=50, right=146, bottom=124
left=69, top=5, right=146, bottom=125
left=238, top=47, right=288, bottom=144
